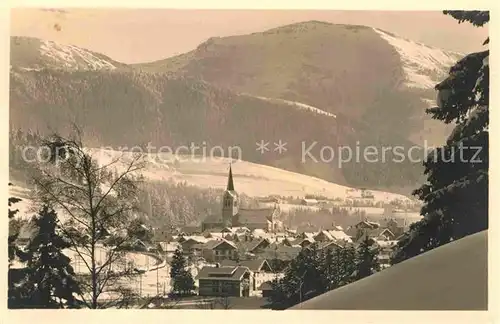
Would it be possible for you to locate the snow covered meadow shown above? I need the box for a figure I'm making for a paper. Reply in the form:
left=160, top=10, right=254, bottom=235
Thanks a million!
left=86, top=147, right=412, bottom=203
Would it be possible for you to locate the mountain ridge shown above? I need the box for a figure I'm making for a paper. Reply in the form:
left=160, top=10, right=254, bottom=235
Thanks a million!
left=131, top=21, right=459, bottom=146
left=9, top=21, right=459, bottom=194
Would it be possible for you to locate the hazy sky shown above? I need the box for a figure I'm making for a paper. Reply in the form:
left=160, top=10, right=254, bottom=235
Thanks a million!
left=10, top=8, right=489, bottom=64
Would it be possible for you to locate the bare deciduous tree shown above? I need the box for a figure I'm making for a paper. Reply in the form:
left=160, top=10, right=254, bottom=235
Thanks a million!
left=31, top=129, right=146, bottom=308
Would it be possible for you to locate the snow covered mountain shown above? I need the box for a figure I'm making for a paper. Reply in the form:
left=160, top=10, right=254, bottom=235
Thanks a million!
left=10, top=36, right=127, bottom=71
left=136, top=21, right=461, bottom=147
left=373, top=28, right=463, bottom=90
left=10, top=21, right=463, bottom=193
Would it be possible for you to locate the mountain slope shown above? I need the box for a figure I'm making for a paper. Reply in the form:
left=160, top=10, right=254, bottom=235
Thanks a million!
left=372, top=28, right=462, bottom=89
left=135, top=21, right=461, bottom=146
left=9, top=20, right=464, bottom=193
left=9, top=65, right=423, bottom=193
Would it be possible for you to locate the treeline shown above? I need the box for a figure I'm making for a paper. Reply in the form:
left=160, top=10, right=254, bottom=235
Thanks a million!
left=9, top=129, right=261, bottom=227
left=286, top=206, right=364, bottom=229
left=9, top=129, right=420, bottom=231
left=268, top=237, right=380, bottom=309
left=138, top=180, right=260, bottom=229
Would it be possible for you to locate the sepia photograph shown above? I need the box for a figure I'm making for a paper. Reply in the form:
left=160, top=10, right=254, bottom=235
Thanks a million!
left=7, top=8, right=489, bottom=311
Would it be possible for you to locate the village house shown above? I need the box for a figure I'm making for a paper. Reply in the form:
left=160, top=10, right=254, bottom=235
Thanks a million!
left=345, top=220, right=381, bottom=241
left=202, top=165, right=283, bottom=232
left=317, top=240, right=344, bottom=251
left=384, top=218, right=407, bottom=238
left=158, top=241, right=181, bottom=259
left=373, top=239, right=399, bottom=268
left=296, top=231, right=315, bottom=240
left=352, top=223, right=399, bottom=244
left=196, top=265, right=252, bottom=297
left=297, top=237, right=315, bottom=248
left=177, top=225, right=203, bottom=236
left=360, top=188, right=375, bottom=199
left=355, top=220, right=381, bottom=230
left=196, top=239, right=238, bottom=263
left=130, top=239, right=148, bottom=252
left=237, top=238, right=271, bottom=256
left=221, top=226, right=251, bottom=235
left=296, top=223, right=321, bottom=234
left=202, top=231, right=225, bottom=240
left=179, top=236, right=210, bottom=256
left=373, top=228, right=397, bottom=240
left=220, top=259, right=275, bottom=295
left=260, top=245, right=302, bottom=263
left=313, top=229, right=352, bottom=244
left=301, top=198, right=319, bottom=206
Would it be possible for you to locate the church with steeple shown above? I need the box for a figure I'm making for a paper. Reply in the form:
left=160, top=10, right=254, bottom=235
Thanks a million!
left=201, top=164, right=282, bottom=232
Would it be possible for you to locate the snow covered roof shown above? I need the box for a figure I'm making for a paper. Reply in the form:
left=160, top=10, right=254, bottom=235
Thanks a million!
left=374, top=240, right=398, bottom=249
left=315, top=229, right=352, bottom=243
left=181, top=236, right=210, bottom=244
left=252, top=228, right=267, bottom=237
left=221, top=226, right=250, bottom=234
left=196, top=265, right=250, bottom=281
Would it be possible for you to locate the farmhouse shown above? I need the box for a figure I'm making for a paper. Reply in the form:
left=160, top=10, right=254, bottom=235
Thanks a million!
left=220, top=259, right=274, bottom=293
left=301, top=198, right=318, bottom=206
left=196, top=265, right=252, bottom=297
left=197, top=239, right=238, bottom=262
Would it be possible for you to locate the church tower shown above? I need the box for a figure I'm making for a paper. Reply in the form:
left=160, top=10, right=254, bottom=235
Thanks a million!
left=222, top=164, right=239, bottom=227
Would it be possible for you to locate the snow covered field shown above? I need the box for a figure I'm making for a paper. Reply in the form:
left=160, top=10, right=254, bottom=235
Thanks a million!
left=86, top=148, right=412, bottom=203
left=10, top=245, right=160, bottom=273
left=9, top=147, right=418, bottom=227
left=66, top=246, right=160, bottom=274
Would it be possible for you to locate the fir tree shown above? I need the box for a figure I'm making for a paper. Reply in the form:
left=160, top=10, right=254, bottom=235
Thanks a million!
left=268, top=244, right=327, bottom=309
left=169, top=248, right=195, bottom=296
left=338, top=244, right=357, bottom=286
left=392, top=11, right=489, bottom=263
left=21, top=205, right=82, bottom=308
left=325, top=244, right=356, bottom=289
left=354, top=236, right=380, bottom=280
left=8, top=182, right=30, bottom=308
left=8, top=183, right=23, bottom=264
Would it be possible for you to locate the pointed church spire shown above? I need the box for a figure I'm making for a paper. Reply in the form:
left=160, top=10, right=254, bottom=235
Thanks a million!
left=227, top=163, right=235, bottom=191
